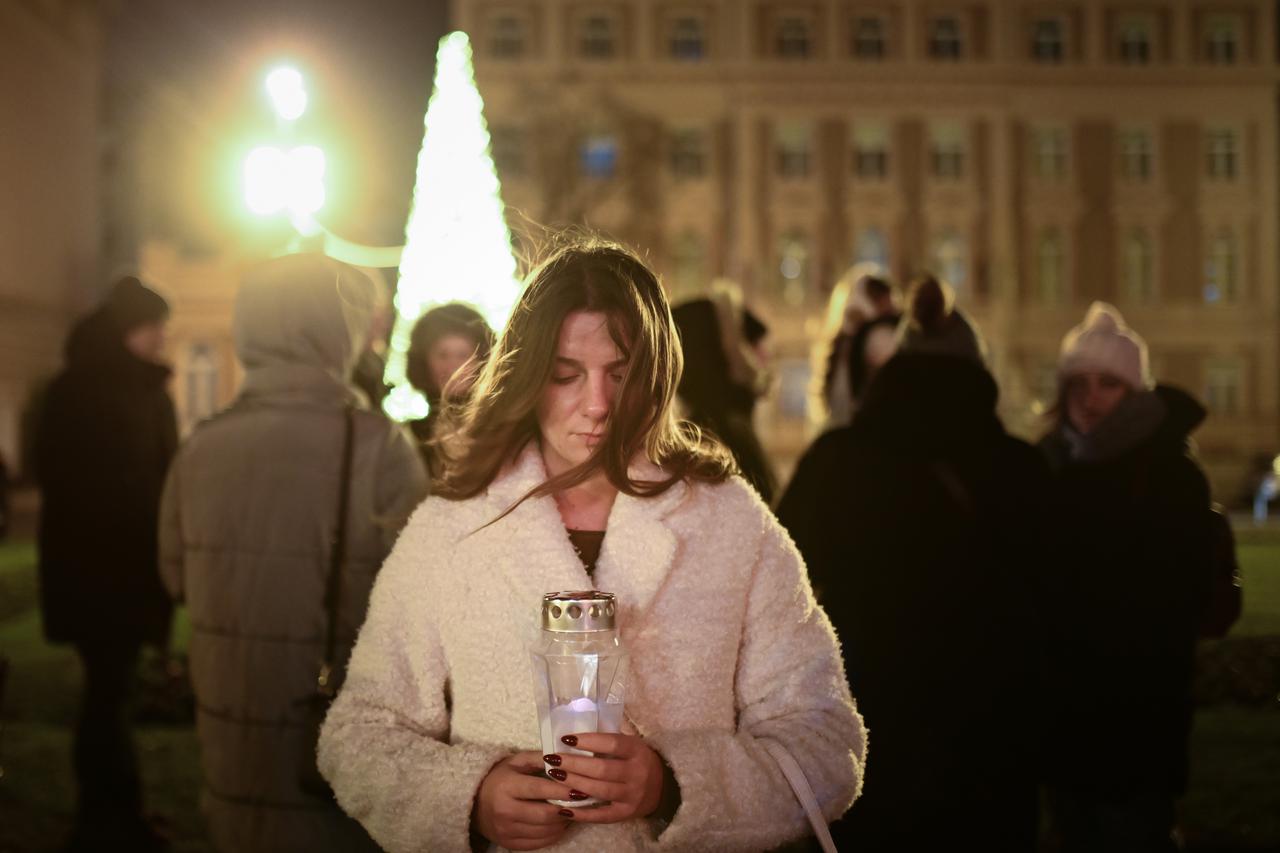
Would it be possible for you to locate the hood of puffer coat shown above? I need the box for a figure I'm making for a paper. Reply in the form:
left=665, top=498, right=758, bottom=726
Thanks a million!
left=233, top=253, right=377, bottom=379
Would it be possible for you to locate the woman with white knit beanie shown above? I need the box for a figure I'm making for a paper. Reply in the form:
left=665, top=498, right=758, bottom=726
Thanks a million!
left=1039, top=302, right=1215, bottom=853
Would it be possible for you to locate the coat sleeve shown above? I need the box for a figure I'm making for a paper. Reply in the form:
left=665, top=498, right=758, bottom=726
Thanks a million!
left=371, top=419, right=429, bottom=549
left=317, top=506, right=511, bottom=853
left=157, top=458, right=184, bottom=601
left=645, top=509, right=866, bottom=852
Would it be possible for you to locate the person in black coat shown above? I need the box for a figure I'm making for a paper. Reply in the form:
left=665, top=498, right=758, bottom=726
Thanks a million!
left=672, top=288, right=777, bottom=503
left=1039, top=303, right=1213, bottom=853
left=777, top=276, right=1049, bottom=851
left=36, top=276, right=177, bottom=851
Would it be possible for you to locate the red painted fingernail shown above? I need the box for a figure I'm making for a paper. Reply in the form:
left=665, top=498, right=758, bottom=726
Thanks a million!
left=569, top=790, right=588, bottom=801
left=561, top=734, right=578, bottom=747
left=548, top=768, right=568, bottom=782
left=543, top=754, right=562, bottom=766
left=558, top=809, right=574, bottom=818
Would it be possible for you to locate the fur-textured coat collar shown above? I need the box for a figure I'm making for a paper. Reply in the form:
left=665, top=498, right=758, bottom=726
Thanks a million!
left=477, top=443, right=688, bottom=627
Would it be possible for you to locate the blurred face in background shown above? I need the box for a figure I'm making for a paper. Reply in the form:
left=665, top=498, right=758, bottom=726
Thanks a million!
left=429, top=333, right=482, bottom=399
left=536, top=310, right=625, bottom=478
left=1064, top=370, right=1131, bottom=436
left=124, top=321, right=168, bottom=365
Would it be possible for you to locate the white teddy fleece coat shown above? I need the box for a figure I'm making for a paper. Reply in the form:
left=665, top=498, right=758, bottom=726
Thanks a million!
left=318, top=444, right=865, bottom=852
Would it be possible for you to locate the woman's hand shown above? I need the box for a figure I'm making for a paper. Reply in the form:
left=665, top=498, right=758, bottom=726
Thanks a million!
left=473, top=752, right=575, bottom=851
left=542, top=733, right=667, bottom=825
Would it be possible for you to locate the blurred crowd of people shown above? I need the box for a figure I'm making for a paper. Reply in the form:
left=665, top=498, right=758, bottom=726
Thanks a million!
left=29, top=239, right=1239, bottom=853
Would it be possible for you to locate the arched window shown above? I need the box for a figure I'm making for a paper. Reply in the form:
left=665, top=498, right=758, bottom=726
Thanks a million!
left=1205, top=230, right=1239, bottom=303
left=1123, top=229, right=1154, bottom=302
left=853, top=227, right=889, bottom=274
left=671, top=232, right=706, bottom=301
left=185, top=343, right=219, bottom=429
left=777, top=231, right=811, bottom=306
left=932, top=230, right=968, bottom=297
left=1036, top=228, right=1065, bottom=303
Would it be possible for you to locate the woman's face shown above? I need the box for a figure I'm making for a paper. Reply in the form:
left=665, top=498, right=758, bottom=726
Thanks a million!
left=1065, top=371, right=1131, bottom=436
left=536, top=310, right=626, bottom=478
left=427, top=333, right=481, bottom=398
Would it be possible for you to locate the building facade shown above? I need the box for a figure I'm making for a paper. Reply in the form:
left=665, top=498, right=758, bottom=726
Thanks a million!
left=457, top=0, right=1280, bottom=500
left=0, top=0, right=104, bottom=477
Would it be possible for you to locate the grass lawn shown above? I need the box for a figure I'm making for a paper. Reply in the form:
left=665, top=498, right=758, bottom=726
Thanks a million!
left=1, top=535, right=1278, bottom=852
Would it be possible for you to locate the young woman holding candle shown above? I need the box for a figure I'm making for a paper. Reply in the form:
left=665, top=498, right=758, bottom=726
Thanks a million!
left=317, top=237, right=865, bottom=852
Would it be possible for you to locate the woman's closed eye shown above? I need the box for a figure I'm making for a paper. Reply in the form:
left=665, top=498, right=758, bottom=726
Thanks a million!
left=552, top=373, right=580, bottom=385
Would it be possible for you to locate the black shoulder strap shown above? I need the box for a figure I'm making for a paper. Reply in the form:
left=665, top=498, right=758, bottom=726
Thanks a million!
left=318, top=407, right=356, bottom=697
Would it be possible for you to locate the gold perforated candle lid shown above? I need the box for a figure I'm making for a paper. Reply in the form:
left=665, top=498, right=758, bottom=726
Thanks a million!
left=541, top=591, right=617, bottom=632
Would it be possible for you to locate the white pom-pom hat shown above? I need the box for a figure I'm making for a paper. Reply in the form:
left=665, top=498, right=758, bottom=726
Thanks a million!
left=1058, top=302, right=1153, bottom=391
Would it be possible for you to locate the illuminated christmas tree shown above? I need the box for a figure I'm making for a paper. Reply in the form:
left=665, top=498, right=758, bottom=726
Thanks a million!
left=382, top=31, right=521, bottom=420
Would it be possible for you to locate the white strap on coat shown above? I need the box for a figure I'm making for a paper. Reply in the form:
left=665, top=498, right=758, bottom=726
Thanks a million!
left=762, top=739, right=839, bottom=853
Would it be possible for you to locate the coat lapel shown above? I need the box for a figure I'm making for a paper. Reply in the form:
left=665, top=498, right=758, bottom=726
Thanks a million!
left=479, top=445, right=592, bottom=616
left=593, top=459, right=687, bottom=627
left=480, top=445, right=687, bottom=630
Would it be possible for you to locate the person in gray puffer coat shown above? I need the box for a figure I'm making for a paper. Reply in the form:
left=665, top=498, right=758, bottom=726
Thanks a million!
left=158, top=253, right=427, bottom=853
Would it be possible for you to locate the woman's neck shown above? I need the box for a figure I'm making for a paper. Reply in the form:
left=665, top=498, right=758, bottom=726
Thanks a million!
left=552, top=474, right=617, bottom=531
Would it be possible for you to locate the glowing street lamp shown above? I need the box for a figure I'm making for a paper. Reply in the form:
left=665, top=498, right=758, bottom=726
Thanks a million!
left=243, top=66, right=325, bottom=235
left=265, top=66, right=308, bottom=122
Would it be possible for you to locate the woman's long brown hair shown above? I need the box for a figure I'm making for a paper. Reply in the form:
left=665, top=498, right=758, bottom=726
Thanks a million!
left=431, top=236, right=734, bottom=509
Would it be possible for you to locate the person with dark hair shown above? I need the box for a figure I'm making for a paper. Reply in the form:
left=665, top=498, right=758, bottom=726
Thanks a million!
left=318, top=237, right=865, bottom=852
left=778, top=274, right=1048, bottom=851
left=671, top=284, right=777, bottom=502
left=1039, top=303, right=1214, bottom=852
left=405, top=302, right=495, bottom=477
left=36, top=276, right=178, bottom=851
left=158, top=254, right=427, bottom=852
left=818, top=270, right=900, bottom=429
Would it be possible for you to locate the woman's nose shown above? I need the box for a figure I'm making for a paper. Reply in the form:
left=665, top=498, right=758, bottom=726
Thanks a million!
left=583, top=375, right=610, bottom=418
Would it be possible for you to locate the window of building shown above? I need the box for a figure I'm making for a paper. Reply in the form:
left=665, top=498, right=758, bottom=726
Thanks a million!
left=580, top=13, right=618, bottom=59
left=930, top=123, right=966, bottom=179
left=852, top=16, right=886, bottom=59
left=669, top=128, right=708, bottom=178
left=1122, top=229, right=1154, bottom=302
left=1036, top=228, right=1065, bottom=303
left=776, top=122, right=812, bottom=179
left=1032, top=127, right=1068, bottom=180
left=489, top=125, right=526, bottom=177
left=1117, top=15, right=1153, bottom=64
left=1204, top=230, right=1239, bottom=303
left=1031, top=17, right=1065, bottom=63
left=669, top=14, right=706, bottom=60
left=1206, top=127, right=1239, bottom=180
left=776, top=13, right=814, bottom=59
left=777, top=231, right=811, bottom=305
left=1119, top=128, right=1153, bottom=181
left=853, top=227, right=889, bottom=273
left=1205, top=15, right=1241, bottom=64
left=490, top=14, right=528, bottom=59
left=1205, top=359, right=1243, bottom=415
left=932, top=230, right=969, bottom=294
left=671, top=231, right=706, bottom=300
left=853, top=122, right=890, bottom=179
left=580, top=133, right=618, bottom=178
left=185, top=343, right=219, bottom=429
left=928, top=16, right=964, bottom=60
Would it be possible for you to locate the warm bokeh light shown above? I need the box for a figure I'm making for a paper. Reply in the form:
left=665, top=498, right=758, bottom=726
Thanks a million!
left=382, top=31, right=522, bottom=421
left=242, top=144, right=326, bottom=220
left=265, top=66, right=307, bottom=121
